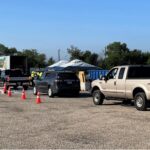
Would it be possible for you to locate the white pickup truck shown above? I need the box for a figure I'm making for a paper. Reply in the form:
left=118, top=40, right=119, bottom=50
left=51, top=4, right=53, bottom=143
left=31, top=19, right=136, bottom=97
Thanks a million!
left=91, top=65, right=150, bottom=111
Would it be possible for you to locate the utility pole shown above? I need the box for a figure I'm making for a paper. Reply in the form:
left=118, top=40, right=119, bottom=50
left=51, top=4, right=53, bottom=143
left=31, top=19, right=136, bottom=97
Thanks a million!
left=58, top=49, right=60, bottom=61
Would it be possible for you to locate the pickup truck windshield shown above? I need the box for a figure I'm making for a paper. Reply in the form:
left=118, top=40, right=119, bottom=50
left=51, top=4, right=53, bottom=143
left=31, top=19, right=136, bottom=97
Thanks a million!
left=127, top=66, right=150, bottom=79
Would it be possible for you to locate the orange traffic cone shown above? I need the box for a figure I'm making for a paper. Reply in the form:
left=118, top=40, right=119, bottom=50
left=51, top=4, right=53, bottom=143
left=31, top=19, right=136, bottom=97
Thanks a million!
left=7, top=87, right=12, bottom=97
left=21, top=89, right=26, bottom=100
left=3, top=83, right=7, bottom=94
left=36, top=92, right=41, bottom=104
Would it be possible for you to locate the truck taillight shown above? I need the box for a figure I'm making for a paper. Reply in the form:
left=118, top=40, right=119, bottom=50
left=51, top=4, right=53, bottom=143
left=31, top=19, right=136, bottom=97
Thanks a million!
left=7, top=76, right=10, bottom=81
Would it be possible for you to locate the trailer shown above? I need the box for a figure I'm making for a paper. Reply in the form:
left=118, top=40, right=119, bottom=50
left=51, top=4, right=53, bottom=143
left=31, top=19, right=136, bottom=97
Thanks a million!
left=0, top=56, right=28, bottom=73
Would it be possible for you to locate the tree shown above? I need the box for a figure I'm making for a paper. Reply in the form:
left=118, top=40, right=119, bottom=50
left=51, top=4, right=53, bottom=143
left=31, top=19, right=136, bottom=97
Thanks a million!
left=19, top=49, right=46, bottom=68
left=36, top=53, right=47, bottom=68
left=0, top=43, right=18, bottom=56
left=67, top=45, right=99, bottom=65
left=47, top=57, right=55, bottom=66
left=105, top=42, right=130, bottom=68
left=0, top=44, right=8, bottom=55
left=67, top=45, right=83, bottom=60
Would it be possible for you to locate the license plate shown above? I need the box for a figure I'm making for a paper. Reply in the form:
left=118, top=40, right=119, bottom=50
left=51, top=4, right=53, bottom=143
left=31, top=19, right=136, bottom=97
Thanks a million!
left=67, top=81, right=72, bottom=84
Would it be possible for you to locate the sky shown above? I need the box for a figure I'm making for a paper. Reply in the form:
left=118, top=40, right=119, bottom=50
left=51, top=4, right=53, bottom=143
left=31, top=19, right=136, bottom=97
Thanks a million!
left=0, top=0, right=150, bottom=60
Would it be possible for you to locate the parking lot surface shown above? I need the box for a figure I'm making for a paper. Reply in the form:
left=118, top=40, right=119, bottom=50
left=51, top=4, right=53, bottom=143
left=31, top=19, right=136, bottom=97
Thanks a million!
left=0, top=87, right=150, bottom=149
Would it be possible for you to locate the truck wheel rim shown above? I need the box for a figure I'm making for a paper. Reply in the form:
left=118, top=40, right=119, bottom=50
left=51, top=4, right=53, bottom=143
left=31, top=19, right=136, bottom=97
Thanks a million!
left=48, top=88, right=52, bottom=96
left=94, top=93, right=99, bottom=103
left=136, top=96, right=143, bottom=108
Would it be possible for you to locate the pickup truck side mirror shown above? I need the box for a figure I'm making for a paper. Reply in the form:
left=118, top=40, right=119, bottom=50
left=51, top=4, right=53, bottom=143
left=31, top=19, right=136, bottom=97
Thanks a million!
left=99, top=75, right=108, bottom=81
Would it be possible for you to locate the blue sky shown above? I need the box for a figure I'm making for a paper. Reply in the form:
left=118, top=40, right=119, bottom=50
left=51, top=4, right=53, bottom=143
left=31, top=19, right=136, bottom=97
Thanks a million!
left=0, top=0, right=150, bottom=60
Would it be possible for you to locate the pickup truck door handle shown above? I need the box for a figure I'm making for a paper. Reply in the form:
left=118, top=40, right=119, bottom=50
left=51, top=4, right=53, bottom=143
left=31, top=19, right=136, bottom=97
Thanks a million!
left=114, top=81, right=116, bottom=85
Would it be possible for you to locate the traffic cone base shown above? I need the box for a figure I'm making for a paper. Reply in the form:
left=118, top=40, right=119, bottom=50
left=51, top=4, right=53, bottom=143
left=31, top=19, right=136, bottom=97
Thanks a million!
left=21, top=89, right=26, bottom=100
left=36, top=92, right=41, bottom=104
left=8, top=87, right=12, bottom=97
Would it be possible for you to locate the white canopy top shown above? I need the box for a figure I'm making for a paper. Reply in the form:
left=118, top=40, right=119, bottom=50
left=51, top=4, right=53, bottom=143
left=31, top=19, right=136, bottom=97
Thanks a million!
left=49, top=60, right=69, bottom=68
left=61, top=59, right=96, bottom=68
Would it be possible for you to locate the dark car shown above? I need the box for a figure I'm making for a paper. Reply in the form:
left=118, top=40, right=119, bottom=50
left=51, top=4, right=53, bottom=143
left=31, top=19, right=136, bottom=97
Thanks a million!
left=33, top=71, right=80, bottom=97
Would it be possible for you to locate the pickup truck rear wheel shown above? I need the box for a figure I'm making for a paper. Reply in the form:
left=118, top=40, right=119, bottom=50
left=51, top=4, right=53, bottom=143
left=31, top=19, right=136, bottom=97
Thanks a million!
left=134, top=92, right=147, bottom=111
left=93, top=90, right=104, bottom=105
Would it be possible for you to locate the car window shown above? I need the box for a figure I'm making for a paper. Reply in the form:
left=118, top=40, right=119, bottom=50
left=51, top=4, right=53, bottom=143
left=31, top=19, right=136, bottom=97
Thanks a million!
left=118, top=68, right=125, bottom=79
left=107, top=68, right=118, bottom=79
left=58, top=73, right=78, bottom=80
left=127, top=66, right=150, bottom=79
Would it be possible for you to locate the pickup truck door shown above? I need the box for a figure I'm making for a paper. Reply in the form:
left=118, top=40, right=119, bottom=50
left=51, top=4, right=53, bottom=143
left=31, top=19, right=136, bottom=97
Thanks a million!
left=101, top=68, right=118, bottom=97
left=116, top=67, right=126, bottom=98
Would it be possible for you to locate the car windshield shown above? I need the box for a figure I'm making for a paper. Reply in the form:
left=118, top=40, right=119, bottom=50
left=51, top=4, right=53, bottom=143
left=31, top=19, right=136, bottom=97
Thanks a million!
left=58, top=73, right=78, bottom=80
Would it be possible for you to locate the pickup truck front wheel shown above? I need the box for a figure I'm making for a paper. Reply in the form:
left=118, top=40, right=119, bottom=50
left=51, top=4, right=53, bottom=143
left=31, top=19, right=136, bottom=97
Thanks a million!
left=93, top=90, right=104, bottom=105
left=134, top=92, right=147, bottom=111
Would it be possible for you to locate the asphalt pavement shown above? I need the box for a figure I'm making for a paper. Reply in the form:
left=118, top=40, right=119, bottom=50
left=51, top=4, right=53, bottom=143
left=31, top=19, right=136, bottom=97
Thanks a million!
left=0, top=87, right=150, bottom=149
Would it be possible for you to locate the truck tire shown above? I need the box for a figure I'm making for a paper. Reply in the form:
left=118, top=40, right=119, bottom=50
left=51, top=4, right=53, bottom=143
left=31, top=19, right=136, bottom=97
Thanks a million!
left=48, top=87, right=53, bottom=97
left=33, top=86, right=37, bottom=95
left=134, top=92, right=147, bottom=111
left=92, top=90, right=104, bottom=105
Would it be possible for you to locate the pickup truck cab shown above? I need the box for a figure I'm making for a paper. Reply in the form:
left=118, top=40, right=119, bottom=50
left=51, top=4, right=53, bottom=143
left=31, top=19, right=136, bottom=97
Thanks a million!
left=91, top=65, right=150, bottom=111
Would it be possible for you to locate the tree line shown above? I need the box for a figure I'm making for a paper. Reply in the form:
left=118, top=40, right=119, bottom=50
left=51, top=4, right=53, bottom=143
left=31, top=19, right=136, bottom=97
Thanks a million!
left=0, top=42, right=150, bottom=69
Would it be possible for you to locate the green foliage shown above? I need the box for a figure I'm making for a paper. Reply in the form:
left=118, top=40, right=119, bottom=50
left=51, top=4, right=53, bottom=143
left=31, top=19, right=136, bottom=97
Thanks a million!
left=67, top=45, right=83, bottom=60
left=104, top=42, right=129, bottom=68
left=47, top=57, right=55, bottom=66
left=0, top=44, right=17, bottom=56
left=67, top=45, right=99, bottom=65
left=19, top=49, right=47, bottom=68
left=103, top=42, right=150, bottom=69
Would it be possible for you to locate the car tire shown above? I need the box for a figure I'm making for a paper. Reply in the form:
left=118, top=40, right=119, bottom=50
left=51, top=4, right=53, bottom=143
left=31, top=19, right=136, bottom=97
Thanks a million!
left=134, top=92, right=147, bottom=111
left=33, top=86, right=37, bottom=95
left=92, top=90, right=104, bottom=105
left=48, top=87, right=53, bottom=97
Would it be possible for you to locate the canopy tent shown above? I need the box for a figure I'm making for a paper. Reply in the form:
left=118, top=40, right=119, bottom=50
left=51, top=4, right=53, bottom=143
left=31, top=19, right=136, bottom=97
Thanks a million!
left=61, top=59, right=100, bottom=71
left=46, top=60, right=68, bottom=71
left=49, top=60, right=69, bottom=68
left=46, top=59, right=101, bottom=71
